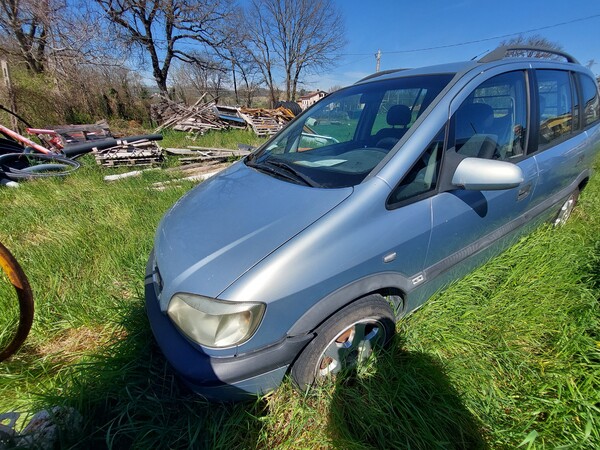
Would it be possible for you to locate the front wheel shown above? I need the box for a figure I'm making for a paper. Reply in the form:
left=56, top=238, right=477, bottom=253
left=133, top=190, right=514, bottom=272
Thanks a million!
left=553, top=188, right=579, bottom=227
left=290, top=294, right=395, bottom=390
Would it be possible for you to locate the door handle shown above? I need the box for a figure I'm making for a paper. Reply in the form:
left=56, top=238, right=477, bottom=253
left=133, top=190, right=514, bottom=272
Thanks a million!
left=517, top=183, right=531, bottom=201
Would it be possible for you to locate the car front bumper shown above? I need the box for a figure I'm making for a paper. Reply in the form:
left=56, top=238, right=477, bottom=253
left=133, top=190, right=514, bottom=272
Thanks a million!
left=144, top=252, right=313, bottom=401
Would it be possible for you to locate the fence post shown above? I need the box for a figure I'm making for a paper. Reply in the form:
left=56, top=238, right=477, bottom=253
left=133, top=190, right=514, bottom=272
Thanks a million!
left=1, top=59, right=20, bottom=133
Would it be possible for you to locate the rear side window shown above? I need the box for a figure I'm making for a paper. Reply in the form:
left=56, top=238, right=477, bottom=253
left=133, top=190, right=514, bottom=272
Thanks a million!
left=537, top=70, right=574, bottom=146
left=579, top=74, right=600, bottom=128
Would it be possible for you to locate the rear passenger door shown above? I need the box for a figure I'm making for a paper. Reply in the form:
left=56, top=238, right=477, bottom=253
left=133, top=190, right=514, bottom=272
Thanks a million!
left=530, top=69, right=590, bottom=207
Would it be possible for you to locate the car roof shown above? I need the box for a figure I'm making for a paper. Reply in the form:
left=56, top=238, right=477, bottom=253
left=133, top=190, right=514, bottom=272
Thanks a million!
left=355, top=61, right=476, bottom=84
left=355, top=45, right=583, bottom=86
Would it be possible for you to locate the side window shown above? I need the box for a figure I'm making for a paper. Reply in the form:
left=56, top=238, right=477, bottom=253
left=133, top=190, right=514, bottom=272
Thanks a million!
left=537, top=70, right=573, bottom=146
left=579, top=73, right=600, bottom=128
left=453, top=71, right=527, bottom=160
left=388, top=128, right=445, bottom=205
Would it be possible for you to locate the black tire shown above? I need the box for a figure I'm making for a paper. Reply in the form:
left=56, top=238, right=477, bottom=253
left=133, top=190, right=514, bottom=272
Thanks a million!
left=0, top=153, right=80, bottom=180
left=290, top=294, right=395, bottom=390
left=0, top=242, right=34, bottom=362
left=0, top=137, right=24, bottom=155
left=275, top=101, right=302, bottom=116
left=553, top=188, right=579, bottom=227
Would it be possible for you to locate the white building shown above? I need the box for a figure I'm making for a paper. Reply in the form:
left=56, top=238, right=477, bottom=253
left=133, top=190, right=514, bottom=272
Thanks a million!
left=298, top=90, right=328, bottom=110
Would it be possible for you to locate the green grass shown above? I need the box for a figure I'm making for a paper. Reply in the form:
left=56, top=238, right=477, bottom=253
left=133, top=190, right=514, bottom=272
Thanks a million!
left=160, top=129, right=266, bottom=150
left=0, top=146, right=598, bottom=449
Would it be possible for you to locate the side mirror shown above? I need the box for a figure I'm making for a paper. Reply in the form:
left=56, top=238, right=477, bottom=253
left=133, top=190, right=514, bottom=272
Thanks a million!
left=452, top=158, right=524, bottom=191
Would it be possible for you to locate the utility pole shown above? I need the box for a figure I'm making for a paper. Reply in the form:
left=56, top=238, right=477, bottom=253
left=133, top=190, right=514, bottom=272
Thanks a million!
left=1, top=60, right=20, bottom=133
left=375, top=49, right=381, bottom=72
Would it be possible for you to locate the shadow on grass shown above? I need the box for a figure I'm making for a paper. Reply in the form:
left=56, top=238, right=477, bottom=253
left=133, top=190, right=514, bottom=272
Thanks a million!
left=34, top=303, right=486, bottom=449
left=41, top=302, right=266, bottom=449
left=327, top=339, right=487, bottom=450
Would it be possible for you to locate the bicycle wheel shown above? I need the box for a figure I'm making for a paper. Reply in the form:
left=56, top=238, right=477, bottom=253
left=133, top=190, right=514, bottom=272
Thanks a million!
left=0, top=241, right=34, bottom=362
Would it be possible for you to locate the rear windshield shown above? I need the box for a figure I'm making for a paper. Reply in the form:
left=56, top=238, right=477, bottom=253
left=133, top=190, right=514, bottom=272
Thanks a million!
left=246, top=74, right=454, bottom=188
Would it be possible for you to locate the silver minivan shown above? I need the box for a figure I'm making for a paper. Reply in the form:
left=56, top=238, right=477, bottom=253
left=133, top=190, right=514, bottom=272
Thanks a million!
left=146, top=46, right=600, bottom=400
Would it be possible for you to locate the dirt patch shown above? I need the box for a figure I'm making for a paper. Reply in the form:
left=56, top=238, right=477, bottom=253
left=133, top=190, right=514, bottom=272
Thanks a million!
left=35, top=326, right=126, bottom=362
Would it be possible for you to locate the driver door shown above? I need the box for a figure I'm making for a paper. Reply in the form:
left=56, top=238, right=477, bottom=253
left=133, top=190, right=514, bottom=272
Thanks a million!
left=425, top=70, right=539, bottom=276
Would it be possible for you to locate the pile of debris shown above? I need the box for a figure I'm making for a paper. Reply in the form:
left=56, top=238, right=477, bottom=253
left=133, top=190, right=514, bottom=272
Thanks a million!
left=150, top=95, right=296, bottom=137
left=26, top=121, right=112, bottom=150
left=104, top=145, right=251, bottom=189
left=58, top=133, right=165, bottom=167
left=152, top=95, right=227, bottom=135
left=238, top=107, right=295, bottom=137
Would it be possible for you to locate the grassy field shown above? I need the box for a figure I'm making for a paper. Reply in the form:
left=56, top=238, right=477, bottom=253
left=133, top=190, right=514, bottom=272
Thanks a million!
left=159, top=128, right=266, bottom=151
left=0, top=132, right=598, bottom=449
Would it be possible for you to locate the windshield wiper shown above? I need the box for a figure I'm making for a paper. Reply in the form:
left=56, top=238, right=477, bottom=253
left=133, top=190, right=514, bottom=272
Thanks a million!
left=245, top=159, right=309, bottom=186
left=264, top=159, right=321, bottom=187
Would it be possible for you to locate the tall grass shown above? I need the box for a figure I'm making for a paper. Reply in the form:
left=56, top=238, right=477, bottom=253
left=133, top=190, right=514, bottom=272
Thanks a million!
left=160, top=129, right=266, bottom=150
left=0, top=152, right=598, bottom=449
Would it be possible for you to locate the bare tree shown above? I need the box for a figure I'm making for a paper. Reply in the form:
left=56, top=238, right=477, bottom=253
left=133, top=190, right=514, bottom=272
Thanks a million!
left=499, top=34, right=564, bottom=59
left=0, top=0, right=124, bottom=75
left=0, top=0, right=51, bottom=73
left=244, top=0, right=345, bottom=105
left=224, top=43, right=262, bottom=106
left=172, top=54, right=229, bottom=102
left=241, top=4, right=278, bottom=106
left=93, top=0, right=233, bottom=97
left=234, top=57, right=262, bottom=107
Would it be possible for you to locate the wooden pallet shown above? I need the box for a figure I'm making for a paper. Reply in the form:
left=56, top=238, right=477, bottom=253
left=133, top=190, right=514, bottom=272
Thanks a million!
left=94, top=143, right=163, bottom=167
left=96, top=157, right=162, bottom=167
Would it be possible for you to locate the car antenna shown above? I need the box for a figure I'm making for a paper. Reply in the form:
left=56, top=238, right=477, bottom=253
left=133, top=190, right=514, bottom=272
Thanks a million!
left=471, top=49, right=490, bottom=61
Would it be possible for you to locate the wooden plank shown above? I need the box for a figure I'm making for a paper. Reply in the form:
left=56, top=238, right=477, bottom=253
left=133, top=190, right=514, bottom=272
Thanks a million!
left=96, top=158, right=161, bottom=167
left=164, top=148, right=211, bottom=156
left=186, top=146, right=250, bottom=155
left=178, top=155, right=230, bottom=164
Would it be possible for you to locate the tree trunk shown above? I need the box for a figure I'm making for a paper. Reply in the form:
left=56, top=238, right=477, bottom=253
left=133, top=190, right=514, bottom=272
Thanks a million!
left=231, top=59, right=238, bottom=104
left=155, top=75, right=169, bottom=97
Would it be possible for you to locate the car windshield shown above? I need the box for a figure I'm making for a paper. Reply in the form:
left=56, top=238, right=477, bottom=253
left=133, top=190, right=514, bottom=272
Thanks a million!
left=246, top=74, right=454, bottom=188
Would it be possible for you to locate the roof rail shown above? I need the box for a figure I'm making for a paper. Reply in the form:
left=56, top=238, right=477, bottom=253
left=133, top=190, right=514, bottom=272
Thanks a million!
left=478, top=45, right=579, bottom=64
left=356, top=69, right=408, bottom=83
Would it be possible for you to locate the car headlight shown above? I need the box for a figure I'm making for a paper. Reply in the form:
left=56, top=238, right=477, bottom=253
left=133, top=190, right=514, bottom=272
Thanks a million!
left=167, top=293, right=265, bottom=348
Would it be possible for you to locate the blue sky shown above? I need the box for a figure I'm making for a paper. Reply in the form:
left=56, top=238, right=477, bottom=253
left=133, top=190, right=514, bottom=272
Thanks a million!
left=305, top=0, right=600, bottom=90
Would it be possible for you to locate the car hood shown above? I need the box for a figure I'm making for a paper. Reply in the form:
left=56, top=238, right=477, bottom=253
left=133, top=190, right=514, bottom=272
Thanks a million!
left=154, top=162, right=353, bottom=310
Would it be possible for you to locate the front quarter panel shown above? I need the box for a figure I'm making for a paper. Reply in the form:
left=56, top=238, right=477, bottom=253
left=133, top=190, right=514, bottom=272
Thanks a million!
left=154, top=162, right=353, bottom=308
left=219, top=176, right=434, bottom=353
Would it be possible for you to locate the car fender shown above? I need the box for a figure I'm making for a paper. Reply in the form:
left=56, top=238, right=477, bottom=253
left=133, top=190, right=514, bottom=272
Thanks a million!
left=287, top=271, right=412, bottom=336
